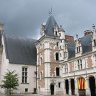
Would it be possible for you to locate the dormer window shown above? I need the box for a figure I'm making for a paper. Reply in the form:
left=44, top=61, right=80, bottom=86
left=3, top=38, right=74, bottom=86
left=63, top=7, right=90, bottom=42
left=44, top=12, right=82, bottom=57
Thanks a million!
left=94, top=39, right=96, bottom=46
left=59, top=33, right=61, bottom=36
left=55, top=31, right=57, bottom=36
left=77, top=46, right=80, bottom=53
left=64, top=52, right=67, bottom=58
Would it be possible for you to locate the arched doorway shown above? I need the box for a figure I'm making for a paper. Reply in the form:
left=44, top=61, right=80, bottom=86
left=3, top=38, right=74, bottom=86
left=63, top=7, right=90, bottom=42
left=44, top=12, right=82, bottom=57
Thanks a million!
left=65, top=79, right=69, bottom=94
left=89, top=76, right=96, bottom=96
left=50, top=84, right=54, bottom=95
left=77, top=77, right=86, bottom=96
left=70, top=79, right=75, bottom=95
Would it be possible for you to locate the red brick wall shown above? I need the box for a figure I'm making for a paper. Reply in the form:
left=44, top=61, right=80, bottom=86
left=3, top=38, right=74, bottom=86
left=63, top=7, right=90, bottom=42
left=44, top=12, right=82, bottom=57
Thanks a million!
left=87, top=56, right=93, bottom=68
left=50, top=43, right=60, bottom=76
left=37, top=45, right=45, bottom=88
left=65, top=35, right=74, bottom=42
left=69, top=62, right=74, bottom=72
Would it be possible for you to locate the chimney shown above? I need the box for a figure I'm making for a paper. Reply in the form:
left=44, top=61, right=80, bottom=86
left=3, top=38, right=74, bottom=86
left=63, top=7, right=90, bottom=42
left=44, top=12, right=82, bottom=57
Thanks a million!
left=65, top=35, right=74, bottom=42
left=84, top=30, right=93, bottom=36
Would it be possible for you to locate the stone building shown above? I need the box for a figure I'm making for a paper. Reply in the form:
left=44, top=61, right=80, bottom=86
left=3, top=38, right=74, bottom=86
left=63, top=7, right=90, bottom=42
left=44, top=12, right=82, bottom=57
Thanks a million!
left=36, top=15, right=96, bottom=96
left=0, top=23, right=37, bottom=93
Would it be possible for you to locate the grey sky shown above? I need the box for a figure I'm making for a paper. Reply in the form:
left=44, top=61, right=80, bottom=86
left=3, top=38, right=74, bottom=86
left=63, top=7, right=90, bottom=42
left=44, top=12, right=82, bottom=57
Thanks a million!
left=0, top=0, right=96, bottom=39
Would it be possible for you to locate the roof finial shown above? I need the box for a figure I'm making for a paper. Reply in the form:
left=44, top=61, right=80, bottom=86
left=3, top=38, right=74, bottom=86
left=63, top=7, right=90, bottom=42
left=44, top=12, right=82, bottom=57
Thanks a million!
left=76, top=34, right=78, bottom=39
left=49, top=8, right=53, bottom=15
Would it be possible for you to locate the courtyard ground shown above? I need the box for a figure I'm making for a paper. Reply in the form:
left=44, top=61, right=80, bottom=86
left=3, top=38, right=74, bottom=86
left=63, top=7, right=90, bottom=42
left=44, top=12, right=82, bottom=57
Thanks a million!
left=0, top=92, right=71, bottom=96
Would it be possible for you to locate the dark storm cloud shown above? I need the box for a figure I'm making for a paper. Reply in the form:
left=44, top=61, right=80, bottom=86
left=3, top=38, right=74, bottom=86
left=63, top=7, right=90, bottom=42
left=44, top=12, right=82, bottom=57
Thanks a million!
left=0, top=0, right=96, bottom=39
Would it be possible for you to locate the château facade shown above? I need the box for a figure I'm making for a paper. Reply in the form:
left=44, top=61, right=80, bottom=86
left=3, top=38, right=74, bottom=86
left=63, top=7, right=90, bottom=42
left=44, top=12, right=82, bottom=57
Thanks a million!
left=36, top=15, right=96, bottom=96
left=0, top=14, right=96, bottom=96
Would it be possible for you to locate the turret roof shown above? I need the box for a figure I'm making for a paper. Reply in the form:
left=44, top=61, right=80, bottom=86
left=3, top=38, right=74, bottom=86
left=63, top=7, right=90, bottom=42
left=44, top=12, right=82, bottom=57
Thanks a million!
left=45, top=15, right=59, bottom=36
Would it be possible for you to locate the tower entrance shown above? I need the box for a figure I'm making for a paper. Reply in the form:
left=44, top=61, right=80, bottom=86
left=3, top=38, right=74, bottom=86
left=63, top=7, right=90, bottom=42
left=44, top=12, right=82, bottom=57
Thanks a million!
left=50, top=84, right=54, bottom=95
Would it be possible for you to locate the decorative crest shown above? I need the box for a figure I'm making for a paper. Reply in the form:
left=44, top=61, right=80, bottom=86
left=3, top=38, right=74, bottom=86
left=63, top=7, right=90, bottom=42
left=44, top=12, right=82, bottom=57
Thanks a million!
left=76, top=34, right=78, bottom=39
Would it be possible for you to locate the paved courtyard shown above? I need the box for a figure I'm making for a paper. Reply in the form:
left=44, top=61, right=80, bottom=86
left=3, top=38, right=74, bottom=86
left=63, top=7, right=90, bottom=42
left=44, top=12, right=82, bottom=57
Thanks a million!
left=0, top=93, right=70, bottom=96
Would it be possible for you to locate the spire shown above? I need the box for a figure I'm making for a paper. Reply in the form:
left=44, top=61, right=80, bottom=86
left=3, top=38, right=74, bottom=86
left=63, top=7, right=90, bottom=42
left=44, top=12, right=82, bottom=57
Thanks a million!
left=45, top=15, right=59, bottom=36
left=76, top=34, right=78, bottom=39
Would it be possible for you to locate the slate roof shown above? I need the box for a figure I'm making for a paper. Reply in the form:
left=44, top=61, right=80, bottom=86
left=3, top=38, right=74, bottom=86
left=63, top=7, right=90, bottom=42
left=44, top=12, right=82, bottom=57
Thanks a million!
left=67, top=34, right=92, bottom=59
left=4, top=36, right=37, bottom=65
left=45, top=15, right=59, bottom=36
left=80, top=34, right=92, bottom=53
left=67, top=42, right=75, bottom=59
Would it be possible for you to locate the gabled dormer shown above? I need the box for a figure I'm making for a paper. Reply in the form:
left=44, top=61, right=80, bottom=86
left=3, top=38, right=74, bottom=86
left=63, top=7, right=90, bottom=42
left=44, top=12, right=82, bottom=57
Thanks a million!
left=58, top=25, right=65, bottom=39
left=64, top=43, right=68, bottom=61
left=75, top=35, right=82, bottom=57
left=92, top=24, right=96, bottom=51
left=54, top=25, right=59, bottom=36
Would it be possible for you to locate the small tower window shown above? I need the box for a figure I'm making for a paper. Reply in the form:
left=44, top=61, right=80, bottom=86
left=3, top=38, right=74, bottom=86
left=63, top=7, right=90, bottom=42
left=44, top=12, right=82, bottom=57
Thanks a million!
left=59, top=33, right=61, bottom=36
left=58, top=82, right=61, bottom=88
left=56, top=67, right=60, bottom=76
left=40, top=57, right=42, bottom=65
left=55, top=31, right=57, bottom=36
left=77, top=46, right=80, bottom=53
left=56, top=52, right=59, bottom=61
left=40, top=72, right=42, bottom=80
left=56, top=42, right=59, bottom=46
left=60, top=46, right=62, bottom=49
left=94, top=40, right=96, bottom=46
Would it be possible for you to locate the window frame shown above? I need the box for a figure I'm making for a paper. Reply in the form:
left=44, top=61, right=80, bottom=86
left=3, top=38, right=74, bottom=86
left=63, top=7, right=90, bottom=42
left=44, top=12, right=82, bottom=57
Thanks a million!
left=22, top=67, right=28, bottom=84
left=77, top=59, right=82, bottom=70
left=77, top=46, right=80, bottom=53
left=56, top=52, right=59, bottom=61
left=56, top=67, right=60, bottom=76
left=58, top=82, right=61, bottom=88
left=94, top=39, right=96, bottom=46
